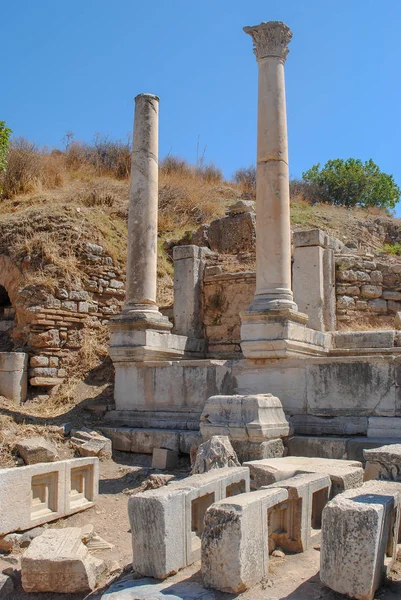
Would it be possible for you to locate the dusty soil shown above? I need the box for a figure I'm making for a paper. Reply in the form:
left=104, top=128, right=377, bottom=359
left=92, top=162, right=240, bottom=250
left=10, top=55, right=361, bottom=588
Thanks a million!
left=1, top=450, right=401, bottom=600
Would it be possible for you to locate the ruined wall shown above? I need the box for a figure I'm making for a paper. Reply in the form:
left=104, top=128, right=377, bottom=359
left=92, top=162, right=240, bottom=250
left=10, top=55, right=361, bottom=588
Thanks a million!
left=336, top=254, right=401, bottom=326
left=5, top=242, right=125, bottom=390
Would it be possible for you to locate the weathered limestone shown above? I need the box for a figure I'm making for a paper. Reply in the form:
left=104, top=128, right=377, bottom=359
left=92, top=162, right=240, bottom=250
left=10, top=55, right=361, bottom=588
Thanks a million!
left=0, top=457, right=98, bottom=535
left=293, top=229, right=336, bottom=332
left=191, top=436, right=240, bottom=474
left=243, top=456, right=363, bottom=496
left=363, top=444, right=401, bottom=481
left=128, top=467, right=249, bottom=579
left=173, top=245, right=207, bottom=342
left=240, top=23, right=330, bottom=358
left=200, top=394, right=290, bottom=451
left=266, top=472, right=331, bottom=552
left=152, top=448, right=178, bottom=470
left=201, top=487, right=288, bottom=593
left=0, top=352, right=28, bottom=403
left=15, top=436, right=59, bottom=464
left=102, top=577, right=216, bottom=600
left=71, top=428, right=112, bottom=458
left=320, top=480, right=401, bottom=600
left=367, top=417, right=401, bottom=438
left=21, top=527, right=104, bottom=593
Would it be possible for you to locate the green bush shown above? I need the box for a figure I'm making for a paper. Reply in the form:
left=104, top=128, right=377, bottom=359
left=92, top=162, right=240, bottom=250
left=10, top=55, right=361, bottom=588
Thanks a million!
left=302, top=158, right=400, bottom=211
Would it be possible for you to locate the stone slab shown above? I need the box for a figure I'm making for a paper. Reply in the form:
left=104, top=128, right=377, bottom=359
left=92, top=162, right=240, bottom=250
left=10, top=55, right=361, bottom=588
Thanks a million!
left=21, top=527, right=104, bottom=593
left=320, top=480, right=401, bottom=600
left=15, top=436, right=59, bottom=464
left=368, top=417, right=401, bottom=438
left=100, top=427, right=198, bottom=454
left=333, top=330, right=395, bottom=349
left=0, top=457, right=98, bottom=535
left=288, top=436, right=348, bottom=460
left=289, top=415, right=368, bottom=436
left=102, top=577, right=216, bottom=599
left=243, top=456, right=363, bottom=496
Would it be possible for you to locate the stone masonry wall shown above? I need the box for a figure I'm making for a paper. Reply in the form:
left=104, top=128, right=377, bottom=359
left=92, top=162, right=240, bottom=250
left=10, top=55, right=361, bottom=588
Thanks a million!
left=11, top=242, right=125, bottom=389
left=335, top=254, right=401, bottom=326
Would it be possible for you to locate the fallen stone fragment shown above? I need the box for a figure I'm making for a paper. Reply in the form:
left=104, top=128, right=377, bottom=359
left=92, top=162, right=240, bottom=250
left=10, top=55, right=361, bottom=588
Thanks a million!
left=71, top=428, right=112, bottom=459
left=85, top=534, right=114, bottom=551
left=15, top=436, right=59, bottom=464
left=363, top=444, right=401, bottom=481
left=102, top=577, right=216, bottom=599
left=191, top=435, right=240, bottom=474
left=140, top=473, right=175, bottom=491
left=0, top=573, right=14, bottom=598
left=21, top=527, right=105, bottom=593
left=81, top=523, right=95, bottom=543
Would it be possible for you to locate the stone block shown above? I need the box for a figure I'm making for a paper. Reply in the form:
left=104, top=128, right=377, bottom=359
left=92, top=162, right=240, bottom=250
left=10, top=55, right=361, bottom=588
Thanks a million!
left=30, top=355, right=49, bottom=367
left=265, top=472, right=331, bottom=552
left=21, top=527, right=104, bottom=593
left=320, top=480, right=401, bottom=600
left=333, top=330, right=395, bottom=349
left=363, top=444, right=401, bottom=481
left=288, top=436, right=348, bottom=460
left=0, top=457, right=99, bottom=535
left=200, top=394, right=290, bottom=442
left=289, top=415, right=368, bottom=436
left=0, top=351, right=28, bottom=403
left=337, top=295, right=355, bottom=309
left=395, top=312, right=401, bottom=329
left=368, top=298, right=387, bottom=313
left=368, top=417, right=401, bottom=438
left=243, top=457, right=363, bottom=496
left=15, top=436, right=59, bottom=464
left=293, top=228, right=328, bottom=248
left=232, top=438, right=284, bottom=462
left=201, top=487, right=287, bottom=593
left=173, top=244, right=206, bottom=339
left=361, top=285, right=382, bottom=299
left=128, top=467, right=249, bottom=579
left=71, top=428, right=112, bottom=459
left=207, top=212, right=256, bottom=254
left=191, top=436, right=239, bottom=474
left=152, top=448, right=179, bottom=470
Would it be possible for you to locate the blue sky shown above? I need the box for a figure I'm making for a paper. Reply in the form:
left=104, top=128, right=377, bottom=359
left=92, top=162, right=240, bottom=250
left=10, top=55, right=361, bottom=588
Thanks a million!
left=2, top=0, right=401, bottom=212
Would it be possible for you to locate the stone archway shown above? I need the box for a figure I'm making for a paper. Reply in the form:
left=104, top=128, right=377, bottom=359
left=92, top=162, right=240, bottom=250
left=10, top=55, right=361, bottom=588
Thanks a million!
left=0, top=255, right=23, bottom=350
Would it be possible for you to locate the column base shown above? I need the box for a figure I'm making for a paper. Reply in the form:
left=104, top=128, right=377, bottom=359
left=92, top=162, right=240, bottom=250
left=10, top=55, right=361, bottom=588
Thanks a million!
left=240, top=308, right=331, bottom=358
left=109, top=311, right=187, bottom=361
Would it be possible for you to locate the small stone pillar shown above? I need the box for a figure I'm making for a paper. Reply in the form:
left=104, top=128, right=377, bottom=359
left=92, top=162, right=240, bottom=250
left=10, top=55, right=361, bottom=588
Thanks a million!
left=240, top=22, right=330, bottom=358
left=173, top=245, right=207, bottom=339
left=293, top=229, right=336, bottom=332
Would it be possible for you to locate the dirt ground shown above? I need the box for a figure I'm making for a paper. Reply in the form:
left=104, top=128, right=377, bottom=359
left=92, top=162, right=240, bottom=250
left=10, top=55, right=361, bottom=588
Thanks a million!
left=1, top=451, right=401, bottom=600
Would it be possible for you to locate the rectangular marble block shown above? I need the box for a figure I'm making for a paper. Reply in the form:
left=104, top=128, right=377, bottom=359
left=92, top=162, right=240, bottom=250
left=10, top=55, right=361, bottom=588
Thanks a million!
left=265, top=472, right=331, bottom=552
left=0, top=458, right=98, bottom=535
left=320, top=481, right=401, bottom=600
left=201, top=487, right=288, bottom=593
left=243, top=457, right=363, bottom=497
left=128, top=467, right=250, bottom=580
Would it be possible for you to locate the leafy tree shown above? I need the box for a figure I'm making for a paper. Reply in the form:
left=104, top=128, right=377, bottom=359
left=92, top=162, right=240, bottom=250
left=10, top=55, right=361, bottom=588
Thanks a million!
left=302, top=158, right=400, bottom=211
left=0, top=121, right=12, bottom=174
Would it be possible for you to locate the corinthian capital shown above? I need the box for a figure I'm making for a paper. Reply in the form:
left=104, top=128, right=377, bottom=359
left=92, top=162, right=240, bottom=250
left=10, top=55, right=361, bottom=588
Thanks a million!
left=243, top=21, right=292, bottom=62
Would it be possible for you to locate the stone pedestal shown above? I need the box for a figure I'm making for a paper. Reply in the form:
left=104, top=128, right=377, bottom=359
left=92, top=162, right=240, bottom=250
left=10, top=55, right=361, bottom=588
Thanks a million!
left=241, top=22, right=330, bottom=358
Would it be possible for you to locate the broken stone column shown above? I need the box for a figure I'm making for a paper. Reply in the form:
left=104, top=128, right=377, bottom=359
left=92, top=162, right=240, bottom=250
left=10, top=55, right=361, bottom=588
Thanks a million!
left=240, top=22, right=330, bottom=358
left=363, top=444, right=401, bottom=481
left=0, top=352, right=28, bottom=403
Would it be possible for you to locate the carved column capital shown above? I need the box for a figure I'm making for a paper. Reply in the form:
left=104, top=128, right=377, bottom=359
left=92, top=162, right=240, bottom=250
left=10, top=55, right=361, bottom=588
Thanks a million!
left=243, top=21, right=292, bottom=62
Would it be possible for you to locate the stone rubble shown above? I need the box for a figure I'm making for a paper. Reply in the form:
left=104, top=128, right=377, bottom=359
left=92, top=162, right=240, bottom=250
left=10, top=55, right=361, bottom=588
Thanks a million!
left=71, top=427, right=112, bottom=458
left=14, top=436, right=59, bottom=464
left=191, top=435, right=240, bottom=474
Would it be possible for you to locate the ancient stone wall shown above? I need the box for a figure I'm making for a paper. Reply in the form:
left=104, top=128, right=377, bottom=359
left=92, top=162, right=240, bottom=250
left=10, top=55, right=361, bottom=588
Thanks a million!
left=336, top=254, right=401, bottom=326
left=4, top=242, right=125, bottom=391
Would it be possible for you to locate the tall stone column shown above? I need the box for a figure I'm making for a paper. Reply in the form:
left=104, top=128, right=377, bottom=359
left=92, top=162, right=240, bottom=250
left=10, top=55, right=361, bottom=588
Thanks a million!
left=240, top=22, right=330, bottom=358
left=123, top=93, right=170, bottom=330
left=243, top=21, right=297, bottom=313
